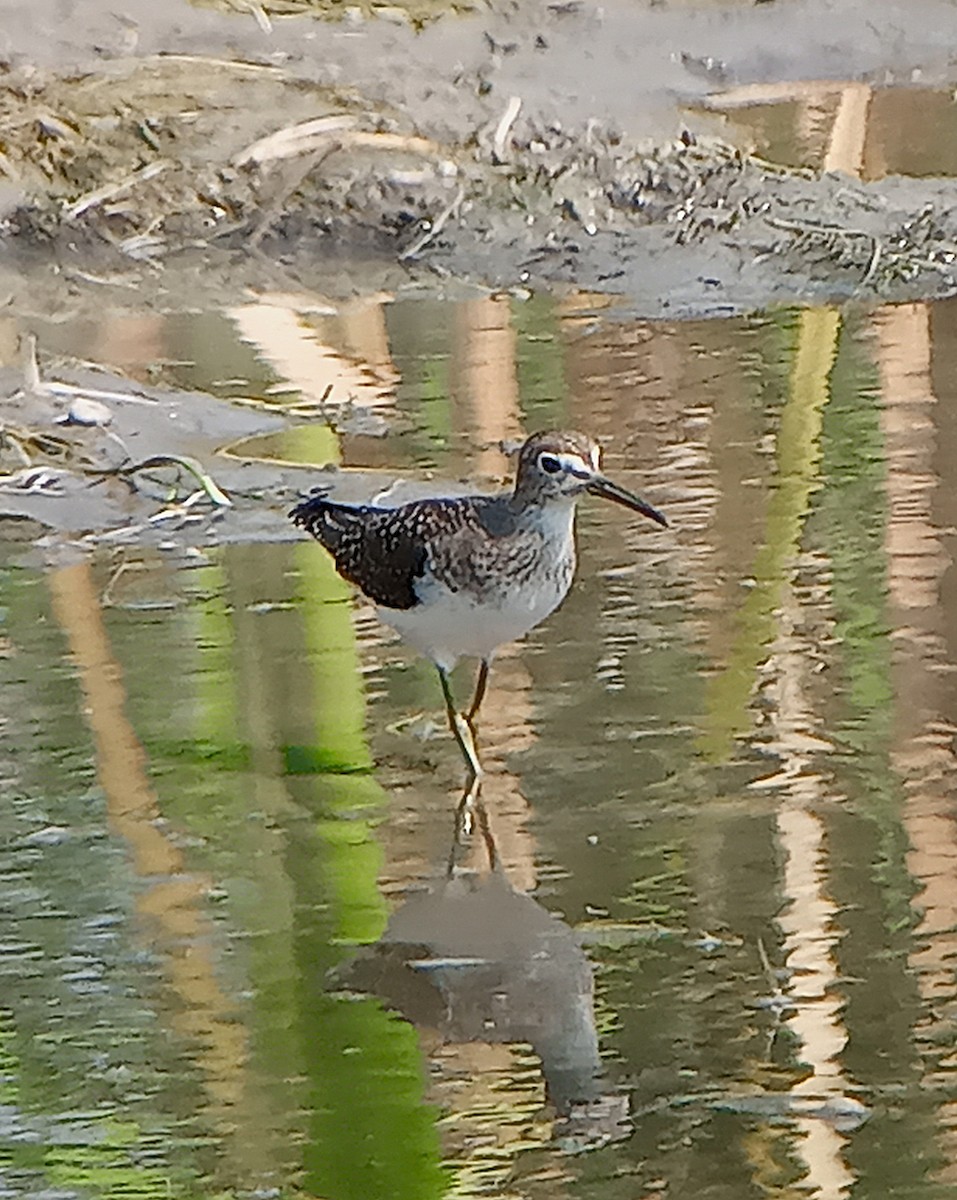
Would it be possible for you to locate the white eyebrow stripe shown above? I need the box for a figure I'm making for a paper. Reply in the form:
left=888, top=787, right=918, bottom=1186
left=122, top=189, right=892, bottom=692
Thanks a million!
left=556, top=452, right=591, bottom=475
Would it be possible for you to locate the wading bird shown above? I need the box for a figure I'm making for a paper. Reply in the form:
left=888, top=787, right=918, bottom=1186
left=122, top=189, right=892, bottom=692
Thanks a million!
left=290, top=431, right=667, bottom=778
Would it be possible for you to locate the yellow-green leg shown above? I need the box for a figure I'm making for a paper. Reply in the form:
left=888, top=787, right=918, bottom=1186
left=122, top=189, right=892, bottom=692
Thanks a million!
left=465, top=658, right=491, bottom=731
left=437, top=666, right=483, bottom=780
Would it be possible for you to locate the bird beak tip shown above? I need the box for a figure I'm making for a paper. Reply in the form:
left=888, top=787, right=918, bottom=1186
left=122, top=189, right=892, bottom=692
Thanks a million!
left=586, top=475, right=668, bottom=528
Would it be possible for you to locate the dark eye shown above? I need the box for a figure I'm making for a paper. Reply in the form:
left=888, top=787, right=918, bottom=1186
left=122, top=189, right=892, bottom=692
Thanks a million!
left=539, top=454, right=561, bottom=474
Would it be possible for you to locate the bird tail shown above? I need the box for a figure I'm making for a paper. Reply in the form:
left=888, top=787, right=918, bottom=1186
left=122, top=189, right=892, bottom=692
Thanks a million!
left=289, top=494, right=360, bottom=552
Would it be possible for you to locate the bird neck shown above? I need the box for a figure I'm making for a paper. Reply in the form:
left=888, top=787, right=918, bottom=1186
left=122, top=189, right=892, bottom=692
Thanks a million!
left=508, top=487, right=578, bottom=535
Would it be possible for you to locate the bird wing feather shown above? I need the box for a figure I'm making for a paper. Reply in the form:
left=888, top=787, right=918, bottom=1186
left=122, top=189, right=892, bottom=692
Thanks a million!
left=290, top=492, right=518, bottom=608
left=290, top=495, right=430, bottom=609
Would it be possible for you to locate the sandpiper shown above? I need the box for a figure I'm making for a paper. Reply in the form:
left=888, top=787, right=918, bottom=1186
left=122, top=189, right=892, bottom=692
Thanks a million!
left=290, top=431, right=667, bottom=778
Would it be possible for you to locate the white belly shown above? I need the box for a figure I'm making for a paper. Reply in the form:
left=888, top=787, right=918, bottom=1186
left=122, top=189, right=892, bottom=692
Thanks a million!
left=378, top=570, right=570, bottom=671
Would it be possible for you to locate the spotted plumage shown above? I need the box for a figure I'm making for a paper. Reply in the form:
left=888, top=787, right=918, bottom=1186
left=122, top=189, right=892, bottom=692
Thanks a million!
left=290, top=494, right=526, bottom=611
left=290, top=430, right=667, bottom=779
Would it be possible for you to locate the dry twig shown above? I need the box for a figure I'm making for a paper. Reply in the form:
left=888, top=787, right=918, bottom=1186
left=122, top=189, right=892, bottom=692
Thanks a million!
left=399, top=184, right=465, bottom=261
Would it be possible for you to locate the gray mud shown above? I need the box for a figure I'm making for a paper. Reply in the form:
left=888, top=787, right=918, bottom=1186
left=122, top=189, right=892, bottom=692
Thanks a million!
left=1, top=0, right=956, bottom=315
left=3, top=0, right=957, bottom=540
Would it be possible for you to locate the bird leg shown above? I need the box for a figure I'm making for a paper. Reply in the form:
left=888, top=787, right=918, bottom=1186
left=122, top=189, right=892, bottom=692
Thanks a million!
left=448, top=773, right=484, bottom=872
left=437, top=666, right=483, bottom=781
left=465, top=658, right=491, bottom=733
left=448, top=777, right=500, bottom=877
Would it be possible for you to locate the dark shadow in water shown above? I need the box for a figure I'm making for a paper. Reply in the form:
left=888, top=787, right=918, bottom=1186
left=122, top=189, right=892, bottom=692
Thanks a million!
left=333, top=783, right=630, bottom=1153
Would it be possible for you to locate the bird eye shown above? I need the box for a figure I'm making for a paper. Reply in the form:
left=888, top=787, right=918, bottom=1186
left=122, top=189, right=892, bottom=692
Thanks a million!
left=539, top=454, right=561, bottom=474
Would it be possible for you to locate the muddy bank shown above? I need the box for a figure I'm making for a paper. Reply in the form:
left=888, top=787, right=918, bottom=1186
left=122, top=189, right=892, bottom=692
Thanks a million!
left=3, top=0, right=957, bottom=546
left=0, top=339, right=482, bottom=554
left=1, top=0, right=956, bottom=318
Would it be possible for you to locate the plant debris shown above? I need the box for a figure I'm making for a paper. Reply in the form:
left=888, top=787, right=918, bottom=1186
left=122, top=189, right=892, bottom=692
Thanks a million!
left=1, top=53, right=956, bottom=306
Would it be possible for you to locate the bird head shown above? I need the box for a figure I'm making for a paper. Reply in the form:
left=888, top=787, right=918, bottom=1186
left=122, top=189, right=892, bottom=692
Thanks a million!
left=514, top=431, right=668, bottom=527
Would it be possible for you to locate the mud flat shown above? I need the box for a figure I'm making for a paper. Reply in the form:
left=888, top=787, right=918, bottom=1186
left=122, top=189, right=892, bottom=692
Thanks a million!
left=1, top=0, right=956, bottom=317
left=2, top=0, right=957, bottom=539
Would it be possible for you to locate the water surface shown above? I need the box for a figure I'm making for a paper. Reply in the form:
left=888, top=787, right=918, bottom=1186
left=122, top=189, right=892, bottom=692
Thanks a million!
left=3, top=291, right=957, bottom=1198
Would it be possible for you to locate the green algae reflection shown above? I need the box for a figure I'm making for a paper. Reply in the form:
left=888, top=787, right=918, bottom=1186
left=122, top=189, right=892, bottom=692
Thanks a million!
left=698, top=306, right=840, bottom=762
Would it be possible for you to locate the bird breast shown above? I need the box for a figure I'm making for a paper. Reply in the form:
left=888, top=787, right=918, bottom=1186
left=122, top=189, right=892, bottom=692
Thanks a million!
left=433, top=500, right=576, bottom=598
left=377, top=503, right=578, bottom=669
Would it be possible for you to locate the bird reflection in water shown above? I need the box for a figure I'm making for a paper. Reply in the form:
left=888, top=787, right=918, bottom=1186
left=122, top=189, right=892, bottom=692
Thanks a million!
left=334, top=782, right=630, bottom=1153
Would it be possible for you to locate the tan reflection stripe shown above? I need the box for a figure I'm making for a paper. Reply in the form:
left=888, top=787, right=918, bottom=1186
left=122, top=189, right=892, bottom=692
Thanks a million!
left=48, top=562, right=249, bottom=1119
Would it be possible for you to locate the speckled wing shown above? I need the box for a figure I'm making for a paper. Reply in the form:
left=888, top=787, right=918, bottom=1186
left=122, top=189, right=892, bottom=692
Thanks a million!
left=290, top=495, right=430, bottom=609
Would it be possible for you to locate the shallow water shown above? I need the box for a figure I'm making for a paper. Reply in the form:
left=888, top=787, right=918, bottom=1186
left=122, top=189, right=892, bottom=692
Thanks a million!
left=4, top=290, right=957, bottom=1199
left=709, top=83, right=957, bottom=179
